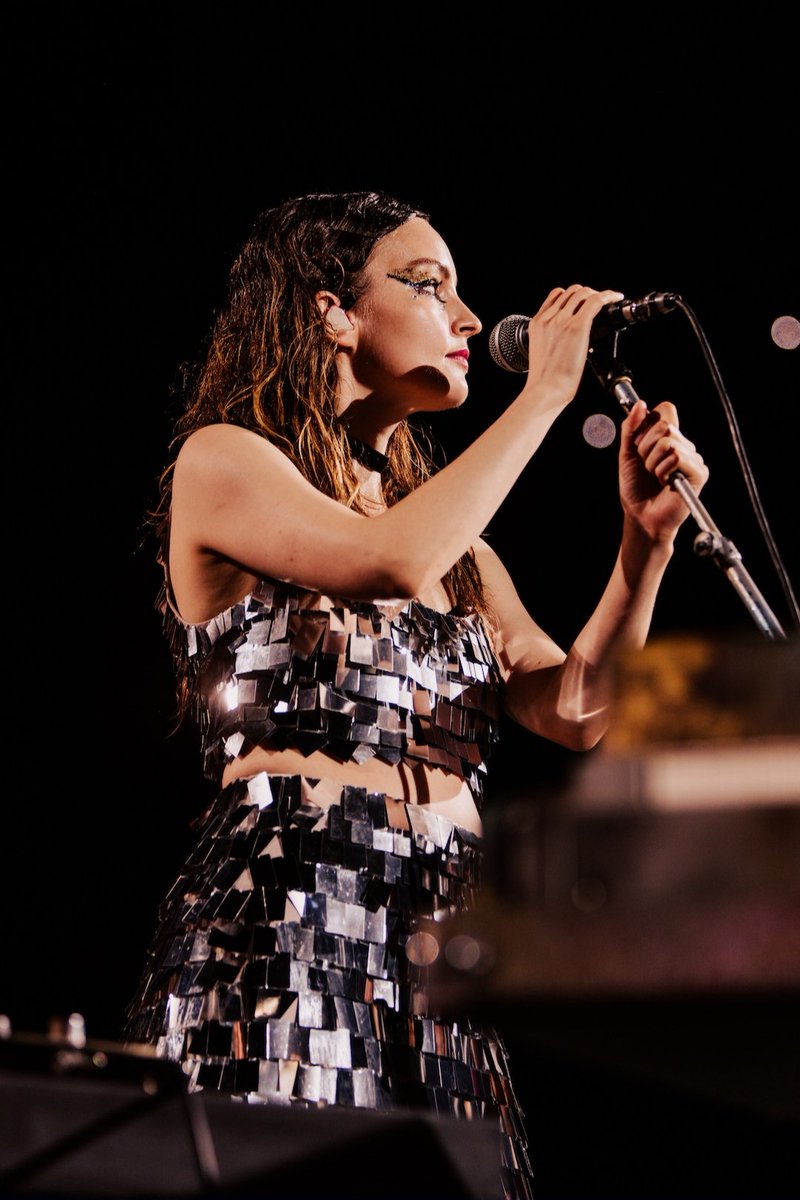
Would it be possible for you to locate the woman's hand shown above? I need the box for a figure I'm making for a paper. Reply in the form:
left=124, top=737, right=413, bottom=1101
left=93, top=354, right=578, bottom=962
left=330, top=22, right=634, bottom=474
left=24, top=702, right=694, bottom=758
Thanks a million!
left=520, top=284, right=625, bottom=413
left=619, top=399, right=710, bottom=541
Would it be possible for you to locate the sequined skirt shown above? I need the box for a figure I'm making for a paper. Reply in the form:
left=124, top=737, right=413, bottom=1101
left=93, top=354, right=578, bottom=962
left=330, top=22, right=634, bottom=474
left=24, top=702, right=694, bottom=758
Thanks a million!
left=124, top=774, right=533, bottom=1199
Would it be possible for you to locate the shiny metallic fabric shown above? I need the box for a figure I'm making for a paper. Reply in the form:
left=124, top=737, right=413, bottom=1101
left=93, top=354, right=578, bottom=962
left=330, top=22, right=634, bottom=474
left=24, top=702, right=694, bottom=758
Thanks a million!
left=125, top=774, right=534, bottom=1199
left=159, top=579, right=502, bottom=799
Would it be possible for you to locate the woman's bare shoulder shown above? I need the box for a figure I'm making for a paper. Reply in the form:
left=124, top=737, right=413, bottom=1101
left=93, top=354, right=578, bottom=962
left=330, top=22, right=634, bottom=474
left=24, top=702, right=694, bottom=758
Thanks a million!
left=177, top=422, right=280, bottom=459
left=173, top=424, right=296, bottom=490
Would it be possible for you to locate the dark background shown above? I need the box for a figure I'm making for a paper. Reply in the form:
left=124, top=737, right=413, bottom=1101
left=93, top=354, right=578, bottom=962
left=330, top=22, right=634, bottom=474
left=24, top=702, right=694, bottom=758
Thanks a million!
left=6, top=9, right=799, bottom=1198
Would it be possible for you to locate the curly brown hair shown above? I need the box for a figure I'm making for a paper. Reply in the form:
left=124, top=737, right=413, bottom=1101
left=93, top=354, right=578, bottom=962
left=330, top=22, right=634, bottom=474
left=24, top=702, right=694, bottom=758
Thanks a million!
left=150, top=190, right=486, bottom=614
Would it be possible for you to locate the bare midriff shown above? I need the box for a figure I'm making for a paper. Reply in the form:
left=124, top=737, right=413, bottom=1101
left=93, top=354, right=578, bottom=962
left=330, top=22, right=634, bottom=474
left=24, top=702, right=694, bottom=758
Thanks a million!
left=221, top=744, right=483, bottom=836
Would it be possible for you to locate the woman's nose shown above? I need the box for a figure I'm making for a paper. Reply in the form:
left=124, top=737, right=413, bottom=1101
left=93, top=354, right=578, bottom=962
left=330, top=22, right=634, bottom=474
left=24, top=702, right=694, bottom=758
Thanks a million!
left=455, top=302, right=482, bottom=336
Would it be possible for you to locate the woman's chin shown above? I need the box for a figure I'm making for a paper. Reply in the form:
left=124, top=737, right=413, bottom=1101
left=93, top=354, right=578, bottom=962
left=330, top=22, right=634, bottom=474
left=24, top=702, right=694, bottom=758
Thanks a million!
left=417, top=365, right=469, bottom=408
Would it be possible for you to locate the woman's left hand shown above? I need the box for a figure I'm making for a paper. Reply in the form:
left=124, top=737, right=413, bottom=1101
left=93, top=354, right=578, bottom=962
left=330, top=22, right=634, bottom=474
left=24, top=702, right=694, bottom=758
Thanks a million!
left=619, top=399, right=710, bottom=541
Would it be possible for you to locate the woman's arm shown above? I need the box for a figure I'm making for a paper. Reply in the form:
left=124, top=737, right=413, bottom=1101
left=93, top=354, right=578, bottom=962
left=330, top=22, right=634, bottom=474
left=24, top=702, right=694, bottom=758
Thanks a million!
left=480, top=398, right=710, bottom=751
left=170, top=285, right=625, bottom=618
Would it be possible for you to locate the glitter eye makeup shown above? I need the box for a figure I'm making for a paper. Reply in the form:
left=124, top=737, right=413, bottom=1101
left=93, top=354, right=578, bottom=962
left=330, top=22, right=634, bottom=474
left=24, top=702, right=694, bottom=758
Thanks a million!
left=386, top=269, right=447, bottom=304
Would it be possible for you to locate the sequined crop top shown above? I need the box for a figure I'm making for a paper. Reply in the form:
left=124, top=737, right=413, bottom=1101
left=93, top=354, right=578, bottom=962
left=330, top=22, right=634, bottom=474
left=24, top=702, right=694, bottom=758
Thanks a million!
left=160, top=576, right=503, bottom=805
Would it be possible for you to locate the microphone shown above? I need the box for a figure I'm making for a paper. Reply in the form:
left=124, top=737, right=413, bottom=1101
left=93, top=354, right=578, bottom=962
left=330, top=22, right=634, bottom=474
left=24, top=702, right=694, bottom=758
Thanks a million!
left=489, top=291, right=681, bottom=373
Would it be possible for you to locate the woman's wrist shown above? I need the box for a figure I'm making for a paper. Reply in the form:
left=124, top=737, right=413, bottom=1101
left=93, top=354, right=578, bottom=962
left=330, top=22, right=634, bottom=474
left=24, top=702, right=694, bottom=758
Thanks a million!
left=516, top=379, right=573, bottom=423
left=620, top=513, right=676, bottom=570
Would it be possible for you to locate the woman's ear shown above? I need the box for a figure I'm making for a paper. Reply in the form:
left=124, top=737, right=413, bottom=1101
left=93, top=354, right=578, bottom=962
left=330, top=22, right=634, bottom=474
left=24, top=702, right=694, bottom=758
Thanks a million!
left=315, top=290, right=355, bottom=339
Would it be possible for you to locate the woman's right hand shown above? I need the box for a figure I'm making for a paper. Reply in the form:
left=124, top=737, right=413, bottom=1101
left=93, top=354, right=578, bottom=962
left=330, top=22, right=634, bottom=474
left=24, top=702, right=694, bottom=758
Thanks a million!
left=519, top=285, right=625, bottom=413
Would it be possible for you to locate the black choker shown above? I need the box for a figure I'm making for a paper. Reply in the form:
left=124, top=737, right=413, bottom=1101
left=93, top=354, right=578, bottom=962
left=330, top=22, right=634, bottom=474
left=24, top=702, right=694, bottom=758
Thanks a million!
left=345, top=432, right=390, bottom=474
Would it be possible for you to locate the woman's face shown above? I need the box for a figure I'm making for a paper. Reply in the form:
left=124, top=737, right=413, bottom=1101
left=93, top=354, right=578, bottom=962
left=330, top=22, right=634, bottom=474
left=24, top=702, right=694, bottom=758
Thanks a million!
left=343, top=217, right=482, bottom=415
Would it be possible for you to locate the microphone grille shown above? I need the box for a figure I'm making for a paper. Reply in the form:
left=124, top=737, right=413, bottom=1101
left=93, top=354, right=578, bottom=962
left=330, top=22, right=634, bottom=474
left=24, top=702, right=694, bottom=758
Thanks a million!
left=489, top=314, right=530, bottom=373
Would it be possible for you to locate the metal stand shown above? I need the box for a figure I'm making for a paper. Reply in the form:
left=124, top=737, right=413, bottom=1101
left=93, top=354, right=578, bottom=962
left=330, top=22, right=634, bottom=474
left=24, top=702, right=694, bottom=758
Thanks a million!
left=591, top=355, right=786, bottom=642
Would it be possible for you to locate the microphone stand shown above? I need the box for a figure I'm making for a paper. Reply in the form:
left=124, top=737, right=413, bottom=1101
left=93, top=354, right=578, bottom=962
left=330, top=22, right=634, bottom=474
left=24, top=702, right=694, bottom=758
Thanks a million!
left=588, top=350, right=787, bottom=642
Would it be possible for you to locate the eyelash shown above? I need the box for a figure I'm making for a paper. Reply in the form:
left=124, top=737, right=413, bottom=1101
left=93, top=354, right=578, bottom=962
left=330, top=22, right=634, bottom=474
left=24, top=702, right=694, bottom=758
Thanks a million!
left=388, top=273, right=447, bottom=304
